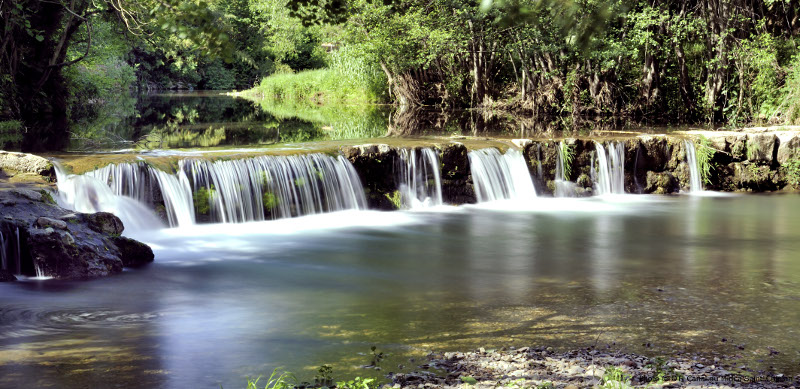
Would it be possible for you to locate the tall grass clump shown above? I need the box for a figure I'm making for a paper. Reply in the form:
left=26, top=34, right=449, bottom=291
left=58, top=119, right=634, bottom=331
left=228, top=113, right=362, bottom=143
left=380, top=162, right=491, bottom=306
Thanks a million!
left=245, top=46, right=387, bottom=104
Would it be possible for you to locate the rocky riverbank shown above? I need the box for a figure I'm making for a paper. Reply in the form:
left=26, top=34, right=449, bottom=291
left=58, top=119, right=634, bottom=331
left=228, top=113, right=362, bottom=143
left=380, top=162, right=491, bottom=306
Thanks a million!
left=391, top=347, right=799, bottom=388
left=0, top=152, right=154, bottom=281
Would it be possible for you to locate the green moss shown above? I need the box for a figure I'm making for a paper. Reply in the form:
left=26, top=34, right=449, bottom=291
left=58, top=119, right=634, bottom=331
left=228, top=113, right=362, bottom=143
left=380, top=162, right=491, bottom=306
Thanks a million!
left=39, top=190, right=56, bottom=205
left=385, top=190, right=402, bottom=210
left=262, top=191, right=278, bottom=210
left=193, top=186, right=215, bottom=215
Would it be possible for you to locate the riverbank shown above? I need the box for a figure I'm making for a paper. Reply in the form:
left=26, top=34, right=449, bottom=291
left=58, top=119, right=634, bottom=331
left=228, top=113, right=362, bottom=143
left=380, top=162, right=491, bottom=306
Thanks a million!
left=391, top=347, right=799, bottom=388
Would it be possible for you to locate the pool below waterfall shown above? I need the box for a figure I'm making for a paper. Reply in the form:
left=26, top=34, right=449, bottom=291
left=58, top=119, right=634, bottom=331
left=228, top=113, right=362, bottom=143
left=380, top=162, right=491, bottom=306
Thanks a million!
left=2, top=195, right=800, bottom=388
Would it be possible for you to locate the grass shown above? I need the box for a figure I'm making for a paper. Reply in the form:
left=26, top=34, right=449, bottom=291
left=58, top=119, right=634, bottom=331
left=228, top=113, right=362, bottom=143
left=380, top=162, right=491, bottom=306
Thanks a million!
left=784, top=157, right=800, bottom=187
left=242, top=47, right=387, bottom=106
left=600, top=366, right=633, bottom=389
left=694, top=136, right=716, bottom=185
left=558, top=141, right=575, bottom=180
left=245, top=368, right=296, bottom=389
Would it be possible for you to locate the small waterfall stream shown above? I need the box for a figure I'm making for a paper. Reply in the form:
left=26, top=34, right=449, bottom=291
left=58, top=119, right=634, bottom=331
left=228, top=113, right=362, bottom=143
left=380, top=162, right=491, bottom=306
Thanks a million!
left=555, top=141, right=577, bottom=197
left=58, top=154, right=368, bottom=227
left=0, top=230, right=6, bottom=272
left=468, top=148, right=536, bottom=202
left=684, top=140, right=703, bottom=192
left=594, top=141, right=625, bottom=195
left=15, top=228, right=21, bottom=276
left=397, top=148, right=443, bottom=208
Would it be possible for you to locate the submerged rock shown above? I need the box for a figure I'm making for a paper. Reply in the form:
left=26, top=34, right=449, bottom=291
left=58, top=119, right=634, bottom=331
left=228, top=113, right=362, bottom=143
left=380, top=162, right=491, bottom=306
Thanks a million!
left=110, top=236, right=155, bottom=267
left=644, top=171, right=679, bottom=194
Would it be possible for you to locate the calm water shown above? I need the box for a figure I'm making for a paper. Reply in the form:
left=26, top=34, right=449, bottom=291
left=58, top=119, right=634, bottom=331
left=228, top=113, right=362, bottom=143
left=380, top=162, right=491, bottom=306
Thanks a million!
left=1, top=195, right=799, bottom=388
left=66, top=92, right=695, bottom=152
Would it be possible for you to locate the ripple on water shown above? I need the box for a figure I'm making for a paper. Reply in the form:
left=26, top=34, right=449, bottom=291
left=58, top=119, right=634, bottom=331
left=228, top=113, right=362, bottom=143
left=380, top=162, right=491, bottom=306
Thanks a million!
left=0, top=307, right=159, bottom=339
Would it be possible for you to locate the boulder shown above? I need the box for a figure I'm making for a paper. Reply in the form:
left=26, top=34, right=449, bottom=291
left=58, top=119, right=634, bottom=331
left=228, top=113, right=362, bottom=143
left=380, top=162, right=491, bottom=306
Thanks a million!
left=777, top=135, right=800, bottom=165
left=644, top=171, right=679, bottom=194
left=441, top=144, right=476, bottom=204
left=85, top=212, right=124, bottom=235
left=36, top=216, right=68, bottom=230
left=746, top=134, right=778, bottom=165
left=0, top=151, right=54, bottom=177
left=27, top=227, right=123, bottom=279
left=110, top=236, right=155, bottom=267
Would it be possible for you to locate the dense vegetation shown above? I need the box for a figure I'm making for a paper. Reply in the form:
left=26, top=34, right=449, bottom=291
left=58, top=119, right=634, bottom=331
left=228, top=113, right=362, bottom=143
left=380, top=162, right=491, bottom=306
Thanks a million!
left=2, top=0, right=800, bottom=151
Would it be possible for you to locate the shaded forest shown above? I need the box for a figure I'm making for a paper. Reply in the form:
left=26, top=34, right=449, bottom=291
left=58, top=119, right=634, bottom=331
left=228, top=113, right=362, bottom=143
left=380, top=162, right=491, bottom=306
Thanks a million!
left=2, top=0, right=800, bottom=151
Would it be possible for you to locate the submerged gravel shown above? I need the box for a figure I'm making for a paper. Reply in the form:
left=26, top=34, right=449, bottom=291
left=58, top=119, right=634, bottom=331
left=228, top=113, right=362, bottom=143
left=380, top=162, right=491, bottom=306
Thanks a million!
left=390, top=346, right=799, bottom=388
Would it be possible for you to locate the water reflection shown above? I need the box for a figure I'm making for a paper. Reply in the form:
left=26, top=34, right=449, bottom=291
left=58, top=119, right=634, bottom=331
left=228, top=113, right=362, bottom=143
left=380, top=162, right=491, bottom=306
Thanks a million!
left=66, top=92, right=706, bottom=152
left=2, top=196, right=800, bottom=389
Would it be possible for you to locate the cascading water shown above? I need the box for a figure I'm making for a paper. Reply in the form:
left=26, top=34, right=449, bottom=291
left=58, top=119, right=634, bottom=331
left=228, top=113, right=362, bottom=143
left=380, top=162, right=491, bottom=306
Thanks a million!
left=554, top=141, right=577, bottom=197
left=593, top=141, right=625, bottom=195
left=55, top=164, right=165, bottom=232
left=62, top=154, right=368, bottom=227
left=468, top=148, right=536, bottom=202
left=684, top=140, right=703, bottom=192
left=396, top=148, right=443, bottom=208
left=182, top=154, right=366, bottom=223
left=0, top=230, right=6, bottom=272
left=15, top=228, right=21, bottom=276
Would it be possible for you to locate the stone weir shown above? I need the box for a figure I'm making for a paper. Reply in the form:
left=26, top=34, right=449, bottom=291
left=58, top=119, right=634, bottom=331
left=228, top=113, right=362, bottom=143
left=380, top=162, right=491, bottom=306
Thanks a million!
left=46, top=128, right=800, bottom=225
left=341, top=129, right=800, bottom=209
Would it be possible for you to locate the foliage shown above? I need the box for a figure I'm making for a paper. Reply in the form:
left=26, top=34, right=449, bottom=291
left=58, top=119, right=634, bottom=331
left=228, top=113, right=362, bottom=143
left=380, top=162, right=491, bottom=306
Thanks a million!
left=193, top=186, right=216, bottom=215
left=783, top=158, right=800, bottom=188
left=694, top=136, right=715, bottom=185
left=558, top=142, right=575, bottom=180
left=314, top=364, right=334, bottom=387
left=263, top=191, right=279, bottom=210
left=336, top=377, right=377, bottom=389
left=600, top=366, right=633, bottom=389
left=460, top=376, right=478, bottom=385
left=246, top=368, right=297, bottom=389
left=386, top=191, right=403, bottom=210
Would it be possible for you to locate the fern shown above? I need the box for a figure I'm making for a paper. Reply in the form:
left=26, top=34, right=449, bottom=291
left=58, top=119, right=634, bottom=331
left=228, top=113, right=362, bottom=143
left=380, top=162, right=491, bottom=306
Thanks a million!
left=559, top=141, right=575, bottom=180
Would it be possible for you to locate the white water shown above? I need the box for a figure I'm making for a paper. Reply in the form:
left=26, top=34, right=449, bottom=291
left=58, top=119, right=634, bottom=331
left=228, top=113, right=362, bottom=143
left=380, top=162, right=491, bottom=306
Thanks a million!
left=555, top=141, right=577, bottom=197
left=54, top=164, right=166, bottom=232
left=684, top=140, right=703, bottom=192
left=0, top=231, right=6, bottom=271
left=468, top=148, right=536, bottom=202
left=15, top=228, right=21, bottom=276
left=397, top=148, right=443, bottom=208
left=183, top=154, right=367, bottom=223
left=62, top=154, right=368, bottom=227
left=594, top=141, right=626, bottom=195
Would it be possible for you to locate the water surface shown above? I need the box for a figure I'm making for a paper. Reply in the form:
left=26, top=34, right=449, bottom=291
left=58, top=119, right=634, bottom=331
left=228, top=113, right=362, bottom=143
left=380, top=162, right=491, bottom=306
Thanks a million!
left=1, top=195, right=799, bottom=388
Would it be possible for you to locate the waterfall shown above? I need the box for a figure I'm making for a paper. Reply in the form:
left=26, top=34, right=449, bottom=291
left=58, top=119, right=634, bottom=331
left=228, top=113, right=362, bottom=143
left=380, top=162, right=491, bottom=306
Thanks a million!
left=15, top=228, right=21, bottom=276
left=1, top=230, right=6, bottom=271
left=594, top=141, right=625, bottom=195
left=60, top=154, right=368, bottom=227
left=554, top=141, right=577, bottom=197
left=183, top=154, right=367, bottom=223
left=468, top=148, right=536, bottom=202
left=684, top=140, right=703, bottom=192
left=397, top=148, right=443, bottom=208
left=55, top=164, right=165, bottom=232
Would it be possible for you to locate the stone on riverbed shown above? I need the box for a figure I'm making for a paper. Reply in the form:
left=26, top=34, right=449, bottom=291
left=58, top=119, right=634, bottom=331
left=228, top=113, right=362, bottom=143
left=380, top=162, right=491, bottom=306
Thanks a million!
left=110, top=236, right=155, bottom=267
left=0, top=189, right=154, bottom=280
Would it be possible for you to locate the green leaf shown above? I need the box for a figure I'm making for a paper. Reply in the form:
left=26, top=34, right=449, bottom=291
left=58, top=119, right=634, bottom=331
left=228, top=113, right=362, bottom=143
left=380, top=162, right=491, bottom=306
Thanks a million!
left=35, top=35, right=44, bottom=42
left=461, top=376, right=477, bottom=385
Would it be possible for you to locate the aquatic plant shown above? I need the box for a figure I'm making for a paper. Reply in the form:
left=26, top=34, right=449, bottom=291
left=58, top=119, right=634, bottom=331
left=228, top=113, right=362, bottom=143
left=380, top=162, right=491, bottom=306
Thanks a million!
left=600, top=366, right=633, bottom=389
left=246, top=368, right=296, bottom=389
left=262, top=192, right=278, bottom=210
left=314, top=364, right=334, bottom=387
left=559, top=142, right=575, bottom=180
left=193, top=186, right=215, bottom=215
left=336, top=377, right=377, bottom=389
left=694, top=136, right=715, bottom=185
left=783, top=158, right=800, bottom=187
